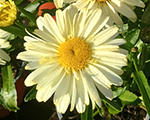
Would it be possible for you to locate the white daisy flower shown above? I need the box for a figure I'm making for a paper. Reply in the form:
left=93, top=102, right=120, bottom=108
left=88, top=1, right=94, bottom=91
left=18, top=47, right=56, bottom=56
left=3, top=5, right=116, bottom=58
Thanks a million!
left=54, top=0, right=145, bottom=25
left=17, top=5, right=127, bottom=113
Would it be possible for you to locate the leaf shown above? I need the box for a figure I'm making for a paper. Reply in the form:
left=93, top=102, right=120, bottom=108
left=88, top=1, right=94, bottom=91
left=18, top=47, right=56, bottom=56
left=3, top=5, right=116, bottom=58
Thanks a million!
left=119, top=90, right=138, bottom=103
left=81, top=103, right=93, bottom=120
left=108, top=105, right=122, bottom=114
left=0, top=64, right=19, bottom=112
left=99, top=92, right=121, bottom=112
left=139, top=44, right=150, bottom=70
left=133, top=69, right=150, bottom=116
left=95, top=105, right=105, bottom=117
left=0, top=25, right=27, bottom=38
left=24, top=86, right=37, bottom=102
left=113, top=87, right=126, bottom=98
left=142, top=2, right=150, bottom=25
left=122, top=29, right=140, bottom=51
left=14, top=0, right=24, bottom=5
left=17, top=6, right=37, bottom=24
left=20, top=0, right=40, bottom=17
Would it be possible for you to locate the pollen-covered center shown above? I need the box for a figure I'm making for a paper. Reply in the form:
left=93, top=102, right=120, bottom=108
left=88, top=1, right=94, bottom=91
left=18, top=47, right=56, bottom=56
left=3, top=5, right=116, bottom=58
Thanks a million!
left=58, top=38, right=91, bottom=71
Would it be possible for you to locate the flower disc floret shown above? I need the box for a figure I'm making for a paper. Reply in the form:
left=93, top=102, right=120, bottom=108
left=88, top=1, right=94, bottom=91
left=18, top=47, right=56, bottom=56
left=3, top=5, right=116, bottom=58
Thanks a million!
left=58, top=38, right=91, bottom=71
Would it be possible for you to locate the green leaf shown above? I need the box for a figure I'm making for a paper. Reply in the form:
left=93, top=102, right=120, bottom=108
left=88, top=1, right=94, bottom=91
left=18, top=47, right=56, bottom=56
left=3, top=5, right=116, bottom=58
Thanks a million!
left=139, top=44, right=150, bottom=70
left=113, top=87, right=126, bottom=98
left=81, top=103, right=93, bottom=120
left=108, top=105, right=122, bottom=114
left=99, top=92, right=121, bottom=112
left=94, top=105, right=105, bottom=117
left=142, top=2, right=150, bottom=25
left=0, top=25, right=27, bottom=38
left=20, top=0, right=40, bottom=17
left=24, top=86, right=37, bottom=102
left=119, top=90, right=138, bottom=103
left=133, top=68, right=150, bottom=116
left=14, top=0, right=24, bottom=5
left=122, top=29, right=140, bottom=51
left=0, top=64, right=19, bottom=112
left=17, top=6, right=37, bottom=24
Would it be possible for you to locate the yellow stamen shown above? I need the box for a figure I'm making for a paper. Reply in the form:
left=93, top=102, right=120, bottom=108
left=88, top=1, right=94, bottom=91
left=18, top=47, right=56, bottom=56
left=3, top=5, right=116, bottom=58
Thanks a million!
left=58, top=38, right=91, bottom=71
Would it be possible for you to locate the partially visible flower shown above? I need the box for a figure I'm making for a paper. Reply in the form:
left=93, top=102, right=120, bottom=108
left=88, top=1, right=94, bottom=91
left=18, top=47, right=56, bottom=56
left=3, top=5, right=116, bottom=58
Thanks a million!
left=0, top=39, right=10, bottom=65
left=54, top=0, right=145, bottom=25
left=0, top=0, right=17, bottom=27
left=17, top=6, right=127, bottom=113
left=0, top=29, right=11, bottom=38
left=38, top=2, right=56, bottom=21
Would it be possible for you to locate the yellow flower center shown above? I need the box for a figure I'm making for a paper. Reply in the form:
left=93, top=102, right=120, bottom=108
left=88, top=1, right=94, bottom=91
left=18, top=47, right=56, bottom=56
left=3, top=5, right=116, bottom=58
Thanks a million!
left=58, top=38, right=91, bottom=71
left=0, top=0, right=17, bottom=27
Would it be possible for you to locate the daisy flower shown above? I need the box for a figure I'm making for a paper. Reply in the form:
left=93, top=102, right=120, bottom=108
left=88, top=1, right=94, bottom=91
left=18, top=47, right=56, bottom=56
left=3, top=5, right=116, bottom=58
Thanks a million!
left=54, top=0, right=145, bottom=25
left=0, top=0, right=17, bottom=27
left=17, top=5, right=127, bottom=113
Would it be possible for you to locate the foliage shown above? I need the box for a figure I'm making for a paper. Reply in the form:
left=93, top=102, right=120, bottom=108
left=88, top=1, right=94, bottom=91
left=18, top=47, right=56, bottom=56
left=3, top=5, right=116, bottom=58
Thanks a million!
left=0, top=0, right=150, bottom=119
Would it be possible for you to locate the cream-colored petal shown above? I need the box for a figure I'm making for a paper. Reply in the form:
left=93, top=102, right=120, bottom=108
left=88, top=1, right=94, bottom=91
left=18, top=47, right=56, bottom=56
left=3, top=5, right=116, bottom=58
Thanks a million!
left=92, top=51, right=126, bottom=59
left=96, top=61, right=123, bottom=75
left=73, top=8, right=87, bottom=37
left=25, top=62, right=40, bottom=70
left=93, top=26, right=119, bottom=45
left=92, top=45, right=119, bottom=52
left=56, top=94, right=70, bottom=113
left=36, top=16, right=45, bottom=31
left=94, top=81, right=113, bottom=100
left=0, top=48, right=10, bottom=61
left=0, top=59, right=6, bottom=65
left=76, top=75, right=89, bottom=105
left=17, top=51, right=42, bottom=62
left=88, top=64, right=112, bottom=88
left=121, top=0, right=145, bottom=8
left=54, top=0, right=63, bottom=8
left=33, top=29, right=59, bottom=45
left=86, top=16, right=109, bottom=42
left=110, top=0, right=137, bottom=22
left=36, top=65, right=63, bottom=90
left=64, top=0, right=76, bottom=3
left=24, top=65, right=52, bottom=86
left=0, top=39, right=10, bottom=48
left=81, top=69, right=101, bottom=108
left=104, top=38, right=126, bottom=45
left=73, top=0, right=90, bottom=10
left=36, top=85, right=50, bottom=102
left=44, top=13, right=65, bottom=42
left=103, top=3, right=123, bottom=25
left=99, top=57, right=127, bottom=66
left=24, top=36, right=37, bottom=42
left=24, top=41, right=58, bottom=54
left=70, top=76, right=77, bottom=111
left=38, top=69, right=66, bottom=102
left=76, top=97, right=86, bottom=113
left=93, top=63, right=123, bottom=86
left=54, top=73, right=71, bottom=105
left=0, top=29, right=11, bottom=39
left=56, top=9, right=66, bottom=37
left=82, top=9, right=102, bottom=39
